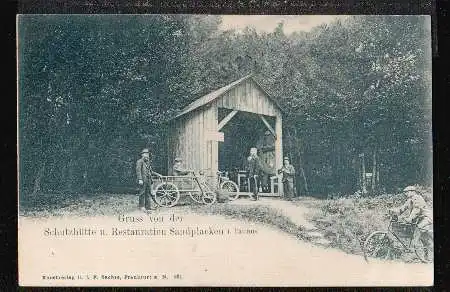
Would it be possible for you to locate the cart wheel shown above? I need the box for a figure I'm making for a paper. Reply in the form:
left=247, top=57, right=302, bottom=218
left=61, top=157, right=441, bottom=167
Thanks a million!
left=363, top=231, right=396, bottom=262
left=413, top=232, right=433, bottom=263
left=188, top=191, right=203, bottom=204
left=154, top=182, right=180, bottom=207
left=202, top=191, right=217, bottom=205
left=220, top=180, right=239, bottom=200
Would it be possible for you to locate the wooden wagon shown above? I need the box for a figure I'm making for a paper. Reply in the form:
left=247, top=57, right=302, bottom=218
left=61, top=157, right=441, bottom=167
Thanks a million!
left=150, top=171, right=239, bottom=207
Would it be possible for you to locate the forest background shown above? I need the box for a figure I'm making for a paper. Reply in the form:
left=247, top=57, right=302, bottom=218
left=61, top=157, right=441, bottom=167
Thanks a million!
left=18, top=15, right=432, bottom=198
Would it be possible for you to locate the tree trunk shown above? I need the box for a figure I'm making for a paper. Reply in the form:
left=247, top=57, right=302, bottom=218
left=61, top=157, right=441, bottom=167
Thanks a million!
left=371, top=150, right=377, bottom=194
left=357, top=155, right=361, bottom=191
left=32, top=162, right=45, bottom=196
left=292, top=127, right=309, bottom=195
left=361, top=153, right=367, bottom=194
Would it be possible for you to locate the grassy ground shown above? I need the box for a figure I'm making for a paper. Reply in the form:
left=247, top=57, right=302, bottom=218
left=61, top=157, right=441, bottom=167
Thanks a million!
left=20, top=192, right=311, bottom=243
left=185, top=202, right=311, bottom=241
left=20, top=188, right=432, bottom=263
left=296, top=188, right=432, bottom=262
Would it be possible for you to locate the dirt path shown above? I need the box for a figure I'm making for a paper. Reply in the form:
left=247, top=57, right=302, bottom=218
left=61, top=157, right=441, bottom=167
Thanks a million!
left=19, top=207, right=432, bottom=286
left=229, top=197, right=331, bottom=246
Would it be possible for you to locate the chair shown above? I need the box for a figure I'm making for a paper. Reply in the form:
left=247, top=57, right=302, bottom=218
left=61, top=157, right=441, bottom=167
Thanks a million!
left=270, top=175, right=281, bottom=195
left=237, top=171, right=248, bottom=192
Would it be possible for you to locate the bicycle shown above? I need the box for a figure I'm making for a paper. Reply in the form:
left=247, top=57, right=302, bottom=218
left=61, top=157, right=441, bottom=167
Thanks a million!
left=216, top=171, right=240, bottom=200
left=152, top=171, right=217, bottom=207
left=363, top=213, right=433, bottom=263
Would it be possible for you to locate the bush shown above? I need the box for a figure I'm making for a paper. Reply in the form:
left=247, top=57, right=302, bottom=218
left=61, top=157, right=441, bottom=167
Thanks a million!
left=186, top=203, right=310, bottom=241
left=309, top=186, right=432, bottom=260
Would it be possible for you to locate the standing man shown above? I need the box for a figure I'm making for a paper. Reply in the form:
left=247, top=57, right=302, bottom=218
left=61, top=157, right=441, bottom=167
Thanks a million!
left=256, top=130, right=276, bottom=192
left=246, top=147, right=261, bottom=201
left=136, top=148, right=155, bottom=211
left=279, top=157, right=296, bottom=200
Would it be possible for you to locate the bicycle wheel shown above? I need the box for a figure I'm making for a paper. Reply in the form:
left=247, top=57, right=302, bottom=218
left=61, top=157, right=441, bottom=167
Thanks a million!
left=363, top=231, right=395, bottom=262
left=202, top=190, right=217, bottom=205
left=220, top=180, right=239, bottom=200
left=188, top=191, right=203, bottom=204
left=153, top=182, right=180, bottom=207
left=413, top=232, right=433, bottom=263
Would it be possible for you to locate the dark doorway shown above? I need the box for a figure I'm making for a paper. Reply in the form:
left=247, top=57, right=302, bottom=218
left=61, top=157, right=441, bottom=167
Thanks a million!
left=218, top=109, right=274, bottom=172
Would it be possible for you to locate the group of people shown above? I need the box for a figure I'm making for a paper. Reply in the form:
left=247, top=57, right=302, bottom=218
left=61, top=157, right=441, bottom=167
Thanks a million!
left=136, top=148, right=193, bottom=211
left=135, top=146, right=297, bottom=210
left=136, top=148, right=433, bottom=257
left=245, top=147, right=296, bottom=201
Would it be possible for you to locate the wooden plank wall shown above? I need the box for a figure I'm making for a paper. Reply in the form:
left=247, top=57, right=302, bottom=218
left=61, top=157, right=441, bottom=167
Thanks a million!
left=168, top=106, right=216, bottom=177
left=216, top=79, right=278, bottom=117
left=168, top=78, right=283, bottom=187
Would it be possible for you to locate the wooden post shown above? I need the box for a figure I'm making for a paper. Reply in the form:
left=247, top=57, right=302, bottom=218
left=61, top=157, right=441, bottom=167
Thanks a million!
left=259, top=115, right=276, bottom=138
left=275, top=114, right=283, bottom=195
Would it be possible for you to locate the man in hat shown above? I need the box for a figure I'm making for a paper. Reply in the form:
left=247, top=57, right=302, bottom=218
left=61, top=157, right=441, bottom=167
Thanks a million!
left=390, top=185, right=433, bottom=261
left=136, top=148, right=157, bottom=211
left=246, top=147, right=262, bottom=200
left=173, top=157, right=193, bottom=176
left=278, top=157, right=296, bottom=200
left=173, top=157, right=193, bottom=191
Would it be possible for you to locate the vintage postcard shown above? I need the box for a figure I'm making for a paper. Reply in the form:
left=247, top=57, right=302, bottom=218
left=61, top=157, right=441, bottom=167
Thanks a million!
left=17, top=14, right=433, bottom=286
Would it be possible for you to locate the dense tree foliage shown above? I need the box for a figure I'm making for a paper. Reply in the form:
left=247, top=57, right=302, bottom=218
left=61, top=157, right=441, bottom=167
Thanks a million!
left=18, top=15, right=431, bottom=197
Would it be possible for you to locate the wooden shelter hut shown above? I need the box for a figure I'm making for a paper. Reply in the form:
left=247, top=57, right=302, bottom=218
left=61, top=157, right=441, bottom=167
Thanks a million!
left=167, top=74, right=284, bottom=195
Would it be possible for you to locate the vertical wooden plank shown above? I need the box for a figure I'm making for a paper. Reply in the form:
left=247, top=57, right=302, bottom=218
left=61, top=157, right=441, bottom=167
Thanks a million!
left=246, top=81, right=251, bottom=112
left=199, top=109, right=204, bottom=172
left=191, top=115, right=196, bottom=170
left=224, top=89, right=231, bottom=109
left=240, top=82, right=245, bottom=111
left=191, top=112, right=197, bottom=171
left=254, top=83, right=259, bottom=113
left=182, top=117, right=188, bottom=168
left=221, top=91, right=232, bottom=108
left=242, top=83, right=249, bottom=112
left=186, top=115, right=192, bottom=169
left=232, top=86, right=239, bottom=110
left=219, top=92, right=224, bottom=108
left=236, top=84, right=242, bottom=112
left=264, top=95, right=271, bottom=116
left=249, top=81, right=257, bottom=113
left=212, top=105, right=218, bottom=174
left=252, top=82, right=258, bottom=114
left=275, top=113, right=283, bottom=195
left=204, top=106, right=212, bottom=174
left=263, top=92, right=270, bottom=116
left=195, top=112, right=200, bottom=170
left=256, top=84, right=263, bottom=115
left=195, top=111, right=201, bottom=171
left=269, top=98, right=275, bottom=116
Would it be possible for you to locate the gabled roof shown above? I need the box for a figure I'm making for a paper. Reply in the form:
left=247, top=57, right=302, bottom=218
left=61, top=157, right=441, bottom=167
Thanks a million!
left=171, top=74, right=282, bottom=120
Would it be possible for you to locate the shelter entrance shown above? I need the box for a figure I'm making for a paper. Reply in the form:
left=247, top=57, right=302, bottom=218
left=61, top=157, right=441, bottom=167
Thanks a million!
left=218, top=108, right=277, bottom=194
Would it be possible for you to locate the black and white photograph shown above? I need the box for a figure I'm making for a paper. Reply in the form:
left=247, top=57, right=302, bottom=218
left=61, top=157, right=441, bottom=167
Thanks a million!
left=17, top=14, right=433, bottom=286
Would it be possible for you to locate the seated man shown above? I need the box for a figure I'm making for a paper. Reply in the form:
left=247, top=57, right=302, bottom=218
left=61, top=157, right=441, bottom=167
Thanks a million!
left=173, top=157, right=192, bottom=176
left=390, top=185, right=433, bottom=261
left=173, top=157, right=193, bottom=190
